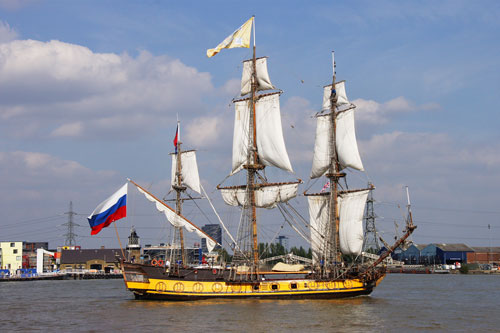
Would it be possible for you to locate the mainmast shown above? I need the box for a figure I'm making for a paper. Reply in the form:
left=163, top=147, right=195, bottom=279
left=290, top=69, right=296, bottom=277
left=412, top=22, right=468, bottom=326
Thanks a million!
left=213, top=16, right=299, bottom=278
left=172, top=121, right=187, bottom=266
left=327, top=51, right=344, bottom=266
left=248, top=40, right=260, bottom=273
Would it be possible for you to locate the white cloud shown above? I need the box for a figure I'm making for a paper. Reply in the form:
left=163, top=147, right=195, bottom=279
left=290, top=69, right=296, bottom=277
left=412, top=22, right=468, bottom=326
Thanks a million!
left=360, top=131, right=500, bottom=205
left=220, top=78, right=240, bottom=97
left=0, top=39, right=214, bottom=140
left=0, top=20, right=18, bottom=43
left=0, top=151, right=120, bottom=213
left=353, top=96, right=439, bottom=124
left=50, top=122, right=84, bottom=137
left=185, top=116, right=221, bottom=147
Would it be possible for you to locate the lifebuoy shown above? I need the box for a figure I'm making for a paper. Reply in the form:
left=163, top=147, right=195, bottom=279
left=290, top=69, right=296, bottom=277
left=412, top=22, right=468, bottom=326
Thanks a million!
left=157, top=260, right=164, bottom=266
left=212, top=269, right=217, bottom=275
left=194, top=270, right=198, bottom=274
left=151, top=259, right=158, bottom=266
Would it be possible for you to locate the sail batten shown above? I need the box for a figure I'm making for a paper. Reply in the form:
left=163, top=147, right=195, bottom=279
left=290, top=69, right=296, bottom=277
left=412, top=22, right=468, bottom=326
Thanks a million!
left=171, top=150, right=201, bottom=194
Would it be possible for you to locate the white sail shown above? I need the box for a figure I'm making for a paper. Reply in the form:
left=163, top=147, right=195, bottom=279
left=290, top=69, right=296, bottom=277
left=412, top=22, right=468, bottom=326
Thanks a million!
left=339, top=190, right=370, bottom=256
left=307, top=195, right=329, bottom=265
left=232, top=93, right=293, bottom=174
left=310, top=115, right=331, bottom=179
left=336, top=108, right=364, bottom=171
left=135, top=184, right=216, bottom=252
left=322, top=81, right=349, bottom=111
left=257, top=94, right=293, bottom=172
left=171, top=150, right=201, bottom=194
left=310, top=108, right=364, bottom=178
left=221, top=183, right=298, bottom=209
left=241, top=57, right=275, bottom=96
left=232, top=99, right=250, bottom=175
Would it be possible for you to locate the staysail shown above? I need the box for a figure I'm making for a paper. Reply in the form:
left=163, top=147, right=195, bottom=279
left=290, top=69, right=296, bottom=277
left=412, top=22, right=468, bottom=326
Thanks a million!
left=232, top=93, right=293, bottom=174
left=130, top=180, right=217, bottom=252
left=170, top=150, right=201, bottom=194
left=220, top=183, right=298, bottom=209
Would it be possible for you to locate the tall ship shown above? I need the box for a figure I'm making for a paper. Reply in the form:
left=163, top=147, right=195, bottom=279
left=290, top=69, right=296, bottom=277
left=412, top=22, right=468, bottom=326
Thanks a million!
left=119, top=18, right=416, bottom=300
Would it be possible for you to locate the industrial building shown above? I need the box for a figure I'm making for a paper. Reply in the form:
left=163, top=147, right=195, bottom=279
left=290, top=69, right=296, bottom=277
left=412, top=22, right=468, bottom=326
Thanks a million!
left=467, top=247, right=500, bottom=264
left=398, top=244, right=427, bottom=264
left=418, top=243, right=475, bottom=264
left=59, top=248, right=124, bottom=272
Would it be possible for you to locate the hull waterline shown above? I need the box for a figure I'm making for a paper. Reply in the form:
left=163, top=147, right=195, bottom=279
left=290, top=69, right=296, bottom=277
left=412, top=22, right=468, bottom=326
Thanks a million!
left=122, top=262, right=384, bottom=301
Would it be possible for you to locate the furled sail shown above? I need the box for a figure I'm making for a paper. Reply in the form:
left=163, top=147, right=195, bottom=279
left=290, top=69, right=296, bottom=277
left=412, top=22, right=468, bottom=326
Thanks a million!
left=310, top=109, right=364, bottom=178
left=221, top=183, right=298, bottom=208
left=171, top=150, right=201, bottom=194
left=338, top=190, right=370, bottom=256
left=307, top=195, right=329, bottom=265
left=232, top=93, right=293, bottom=174
left=322, top=81, right=349, bottom=111
left=133, top=182, right=217, bottom=252
left=241, top=57, right=274, bottom=96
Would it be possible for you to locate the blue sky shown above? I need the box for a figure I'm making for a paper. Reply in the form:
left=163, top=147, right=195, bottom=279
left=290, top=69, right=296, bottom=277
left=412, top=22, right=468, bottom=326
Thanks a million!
left=0, top=0, right=499, bottom=250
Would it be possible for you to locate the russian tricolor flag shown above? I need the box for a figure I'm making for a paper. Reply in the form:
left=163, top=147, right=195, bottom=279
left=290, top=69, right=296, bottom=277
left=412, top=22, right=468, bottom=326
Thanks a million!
left=173, top=123, right=180, bottom=153
left=87, top=183, right=127, bottom=235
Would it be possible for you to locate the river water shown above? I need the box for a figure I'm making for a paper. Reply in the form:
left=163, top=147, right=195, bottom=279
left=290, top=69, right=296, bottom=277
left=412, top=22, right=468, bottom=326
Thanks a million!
left=0, top=274, right=498, bottom=332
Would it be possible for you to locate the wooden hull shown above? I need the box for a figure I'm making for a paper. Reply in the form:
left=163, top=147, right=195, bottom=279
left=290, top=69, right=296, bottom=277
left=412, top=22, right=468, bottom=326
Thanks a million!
left=122, top=262, right=385, bottom=301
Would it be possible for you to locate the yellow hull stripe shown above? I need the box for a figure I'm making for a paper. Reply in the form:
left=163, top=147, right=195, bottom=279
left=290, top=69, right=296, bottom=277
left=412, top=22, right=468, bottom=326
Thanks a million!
left=126, top=278, right=372, bottom=297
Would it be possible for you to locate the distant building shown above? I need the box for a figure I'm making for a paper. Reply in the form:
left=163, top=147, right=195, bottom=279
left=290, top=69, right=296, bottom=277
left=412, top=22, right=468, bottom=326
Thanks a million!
left=23, top=242, right=50, bottom=269
left=59, top=248, right=124, bottom=272
left=399, top=244, right=427, bottom=264
left=467, top=247, right=500, bottom=264
left=420, top=243, right=474, bottom=264
left=23, top=242, right=49, bottom=252
left=142, top=244, right=201, bottom=265
left=277, top=235, right=289, bottom=251
left=201, top=224, right=222, bottom=253
left=0, top=241, right=23, bottom=271
left=126, top=227, right=141, bottom=262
